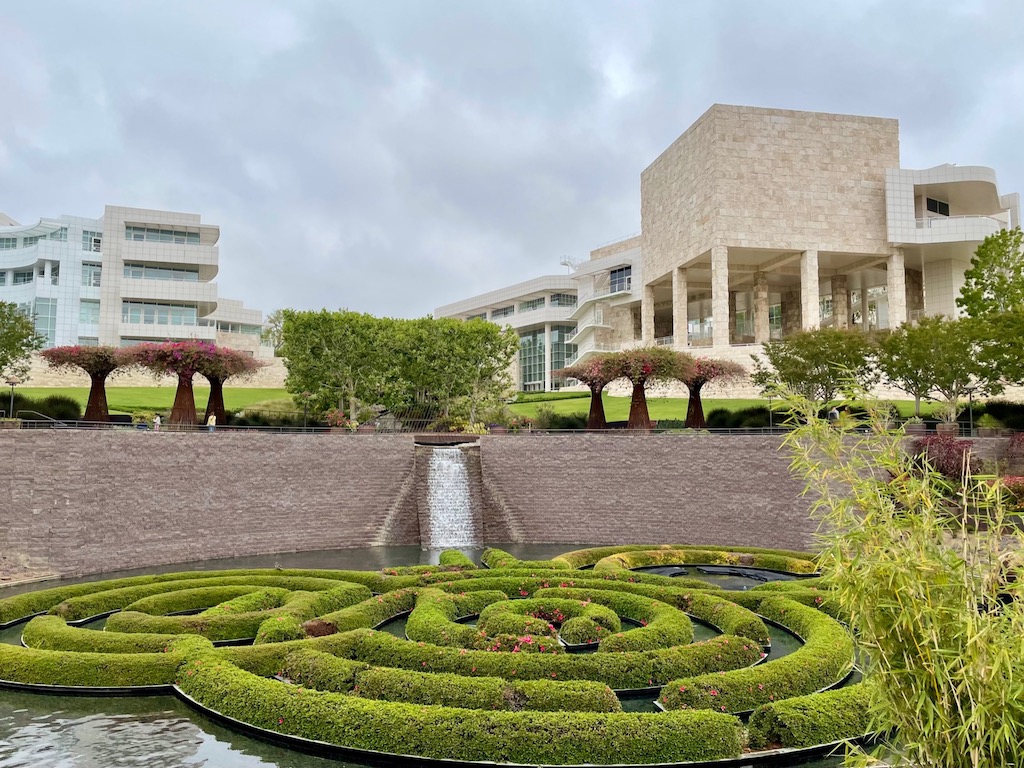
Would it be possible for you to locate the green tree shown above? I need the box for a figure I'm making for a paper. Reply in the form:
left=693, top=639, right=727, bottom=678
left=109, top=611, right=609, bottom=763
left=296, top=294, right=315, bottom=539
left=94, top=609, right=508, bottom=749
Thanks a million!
left=976, top=309, right=1024, bottom=385
left=0, top=301, right=44, bottom=386
left=751, top=328, right=877, bottom=405
left=260, top=308, right=285, bottom=356
left=877, top=316, right=997, bottom=419
left=560, top=354, right=620, bottom=430
left=957, top=226, right=1024, bottom=317
left=40, top=346, right=134, bottom=422
left=677, top=357, right=746, bottom=429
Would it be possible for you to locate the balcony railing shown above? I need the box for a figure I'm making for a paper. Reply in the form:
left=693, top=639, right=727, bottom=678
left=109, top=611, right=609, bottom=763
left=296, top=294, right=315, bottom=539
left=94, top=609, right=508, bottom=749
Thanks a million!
left=915, top=215, right=1006, bottom=228
left=577, top=280, right=633, bottom=305
left=655, top=336, right=674, bottom=346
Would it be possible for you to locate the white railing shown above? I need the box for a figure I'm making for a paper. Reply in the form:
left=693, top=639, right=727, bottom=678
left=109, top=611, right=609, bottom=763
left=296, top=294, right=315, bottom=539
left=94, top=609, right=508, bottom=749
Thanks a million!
left=565, top=310, right=605, bottom=343
left=576, top=280, right=633, bottom=305
left=915, top=215, right=1006, bottom=228
left=655, top=336, right=674, bottom=346
left=565, top=341, right=620, bottom=365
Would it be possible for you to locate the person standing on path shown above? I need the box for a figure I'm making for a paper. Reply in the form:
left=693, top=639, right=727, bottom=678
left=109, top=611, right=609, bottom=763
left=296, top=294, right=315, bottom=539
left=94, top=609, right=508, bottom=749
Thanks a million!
left=153, top=414, right=161, bottom=432
left=207, top=414, right=216, bottom=433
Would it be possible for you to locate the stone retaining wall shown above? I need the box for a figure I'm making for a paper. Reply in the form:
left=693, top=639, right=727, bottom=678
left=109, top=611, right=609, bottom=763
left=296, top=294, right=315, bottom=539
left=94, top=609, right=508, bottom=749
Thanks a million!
left=1, top=431, right=826, bottom=578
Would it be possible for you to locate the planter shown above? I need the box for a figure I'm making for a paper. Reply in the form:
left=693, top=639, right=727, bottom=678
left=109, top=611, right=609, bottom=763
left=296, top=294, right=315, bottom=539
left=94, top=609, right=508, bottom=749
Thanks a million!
left=356, top=424, right=376, bottom=434
left=935, top=422, right=960, bottom=436
left=978, top=427, right=998, bottom=438
left=904, top=423, right=926, bottom=435
left=0, top=420, right=20, bottom=430
left=489, top=426, right=508, bottom=434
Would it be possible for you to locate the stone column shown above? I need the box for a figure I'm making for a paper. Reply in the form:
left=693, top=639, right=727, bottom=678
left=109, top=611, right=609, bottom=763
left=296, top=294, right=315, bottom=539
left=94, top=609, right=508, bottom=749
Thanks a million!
left=728, top=292, right=738, bottom=344
left=672, top=267, right=688, bottom=347
left=753, top=271, right=770, bottom=343
left=830, top=275, right=849, bottom=329
left=905, top=268, right=924, bottom=318
left=543, top=323, right=552, bottom=392
left=887, top=248, right=907, bottom=328
left=641, top=284, right=655, bottom=344
left=711, top=245, right=730, bottom=347
left=781, top=291, right=801, bottom=336
left=800, top=249, right=819, bottom=330
left=860, top=291, right=871, bottom=331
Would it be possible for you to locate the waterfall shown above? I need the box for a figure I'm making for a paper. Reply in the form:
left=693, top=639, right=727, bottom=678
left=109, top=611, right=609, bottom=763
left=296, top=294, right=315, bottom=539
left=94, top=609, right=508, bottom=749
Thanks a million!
left=425, top=447, right=481, bottom=549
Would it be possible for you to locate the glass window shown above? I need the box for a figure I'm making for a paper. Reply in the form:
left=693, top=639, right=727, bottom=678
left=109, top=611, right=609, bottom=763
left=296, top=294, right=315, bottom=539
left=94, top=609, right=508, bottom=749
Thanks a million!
left=79, top=300, right=100, bottom=325
left=0, top=237, right=18, bottom=250
left=926, top=198, right=950, bottom=217
left=121, top=301, right=197, bottom=326
left=81, top=263, right=102, bottom=287
left=520, top=297, right=545, bottom=313
left=13, top=270, right=34, bottom=285
left=549, top=325, right=577, bottom=389
left=48, top=227, right=67, bottom=241
left=0, top=273, right=4, bottom=285
left=491, top=306, right=514, bottom=320
left=77, top=337, right=99, bottom=347
left=610, top=267, right=632, bottom=293
left=550, top=293, right=577, bottom=307
left=33, top=298, right=57, bottom=348
left=22, top=236, right=40, bottom=247
left=50, top=263, right=59, bottom=285
left=125, top=225, right=201, bottom=245
left=466, top=313, right=487, bottom=321
left=82, top=230, right=102, bottom=252
left=518, top=328, right=545, bottom=391
left=122, top=263, right=199, bottom=281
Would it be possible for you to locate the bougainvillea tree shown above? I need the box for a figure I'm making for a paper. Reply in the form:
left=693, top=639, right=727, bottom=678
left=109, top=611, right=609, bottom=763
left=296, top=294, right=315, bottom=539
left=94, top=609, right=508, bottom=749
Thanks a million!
left=678, top=357, right=747, bottom=429
left=197, top=348, right=265, bottom=426
left=40, top=346, right=134, bottom=422
left=132, top=341, right=218, bottom=425
left=612, top=348, right=693, bottom=430
left=560, top=354, right=620, bottom=430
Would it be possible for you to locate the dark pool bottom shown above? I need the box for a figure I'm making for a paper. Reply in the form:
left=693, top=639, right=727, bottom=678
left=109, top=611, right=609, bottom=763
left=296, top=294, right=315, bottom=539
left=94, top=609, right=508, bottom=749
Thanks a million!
left=0, top=545, right=846, bottom=768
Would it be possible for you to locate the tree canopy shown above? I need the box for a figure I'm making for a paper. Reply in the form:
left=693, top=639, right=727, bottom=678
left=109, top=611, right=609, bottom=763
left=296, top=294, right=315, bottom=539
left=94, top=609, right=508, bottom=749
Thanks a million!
left=612, top=347, right=693, bottom=430
left=0, top=301, right=44, bottom=385
left=752, top=328, right=877, bottom=405
left=560, top=355, right=621, bottom=430
left=133, top=340, right=219, bottom=425
left=957, top=226, right=1024, bottom=317
left=196, top=347, right=265, bottom=425
left=678, top=357, right=747, bottom=429
left=40, top=345, right=134, bottom=421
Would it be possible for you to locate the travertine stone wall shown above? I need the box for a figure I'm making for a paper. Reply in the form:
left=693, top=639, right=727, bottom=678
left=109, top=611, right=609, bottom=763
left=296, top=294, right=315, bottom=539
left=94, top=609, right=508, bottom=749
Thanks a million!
left=641, top=104, right=900, bottom=280
left=0, top=431, right=820, bottom=578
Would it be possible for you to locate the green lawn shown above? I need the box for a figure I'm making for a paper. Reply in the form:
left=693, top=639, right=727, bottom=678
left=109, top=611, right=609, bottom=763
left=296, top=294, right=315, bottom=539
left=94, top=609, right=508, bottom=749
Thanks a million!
left=15, top=387, right=292, bottom=415
left=509, top=394, right=932, bottom=421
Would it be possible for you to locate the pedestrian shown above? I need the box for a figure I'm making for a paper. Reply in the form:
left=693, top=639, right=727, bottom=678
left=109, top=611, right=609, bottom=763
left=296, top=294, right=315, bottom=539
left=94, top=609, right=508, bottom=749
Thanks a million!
left=153, top=414, right=161, bottom=432
left=827, top=405, right=840, bottom=423
left=207, top=413, right=216, bottom=433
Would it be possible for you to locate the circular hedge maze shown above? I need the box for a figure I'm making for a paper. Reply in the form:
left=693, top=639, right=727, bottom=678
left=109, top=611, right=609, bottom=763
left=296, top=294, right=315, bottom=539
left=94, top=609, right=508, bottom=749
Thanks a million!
left=0, top=545, right=874, bottom=766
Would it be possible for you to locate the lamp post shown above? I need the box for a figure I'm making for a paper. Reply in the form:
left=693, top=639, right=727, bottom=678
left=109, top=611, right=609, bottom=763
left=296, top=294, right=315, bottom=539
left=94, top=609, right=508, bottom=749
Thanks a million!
left=965, top=386, right=977, bottom=436
left=5, top=376, right=19, bottom=419
left=767, top=394, right=774, bottom=431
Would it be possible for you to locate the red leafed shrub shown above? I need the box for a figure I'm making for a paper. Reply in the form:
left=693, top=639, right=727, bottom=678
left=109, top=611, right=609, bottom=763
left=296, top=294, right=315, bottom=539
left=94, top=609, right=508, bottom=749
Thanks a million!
left=912, top=435, right=979, bottom=481
left=1001, top=476, right=1024, bottom=514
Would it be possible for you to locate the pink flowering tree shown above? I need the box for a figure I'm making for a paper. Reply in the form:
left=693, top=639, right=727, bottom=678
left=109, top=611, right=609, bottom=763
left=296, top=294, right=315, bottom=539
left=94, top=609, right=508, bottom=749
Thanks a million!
left=40, top=346, right=135, bottom=422
left=612, top=348, right=694, bottom=430
left=559, top=354, right=620, bottom=430
left=132, top=341, right=219, bottom=425
left=678, top=357, right=747, bottom=429
left=196, top=348, right=265, bottom=426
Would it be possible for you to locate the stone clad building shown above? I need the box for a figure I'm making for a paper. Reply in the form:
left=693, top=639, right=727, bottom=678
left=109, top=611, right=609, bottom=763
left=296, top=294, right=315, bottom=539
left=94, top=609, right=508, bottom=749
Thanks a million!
left=436, top=104, right=1020, bottom=391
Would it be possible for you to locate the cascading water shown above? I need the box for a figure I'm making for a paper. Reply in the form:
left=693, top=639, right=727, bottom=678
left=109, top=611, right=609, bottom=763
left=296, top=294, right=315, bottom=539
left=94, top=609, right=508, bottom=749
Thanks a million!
left=425, top=447, right=481, bottom=549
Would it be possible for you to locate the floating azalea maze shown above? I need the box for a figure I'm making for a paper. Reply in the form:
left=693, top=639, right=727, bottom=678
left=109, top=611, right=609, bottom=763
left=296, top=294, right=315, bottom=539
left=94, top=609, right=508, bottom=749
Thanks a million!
left=0, top=545, right=873, bottom=766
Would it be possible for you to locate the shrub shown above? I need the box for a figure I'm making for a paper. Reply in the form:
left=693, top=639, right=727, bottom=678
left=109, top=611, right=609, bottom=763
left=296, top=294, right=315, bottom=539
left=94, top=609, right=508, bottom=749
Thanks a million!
left=437, top=550, right=476, bottom=568
left=199, top=588, right=289, bottom=616
left=255, top=614, right=305, bottom=644
left=553, top=544, right=818, bottom=570
left=405, top=589, right=507, bottom=647
left=281, top=648, right=368, bottom=692
left=747, top=683, right=873, bottom=749
left=175, top=654, right=744, bottom=763
left=912, top=434, right=979, bottom=481
left=559, top=617, right=605, bottom=645
left=313, top=589, right=418, bottom=634
left=126, top=586, right=271, bottom=615
left=22, top=615, right=185, bottom=654
left=590, top=549, right=817, bottom=575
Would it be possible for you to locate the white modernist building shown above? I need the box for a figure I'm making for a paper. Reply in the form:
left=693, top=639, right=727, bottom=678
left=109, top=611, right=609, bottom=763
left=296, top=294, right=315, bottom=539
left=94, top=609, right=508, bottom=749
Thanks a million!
left=436, top=104, right=1020, bottom=392
left=0, top=205, right=267, bottom=356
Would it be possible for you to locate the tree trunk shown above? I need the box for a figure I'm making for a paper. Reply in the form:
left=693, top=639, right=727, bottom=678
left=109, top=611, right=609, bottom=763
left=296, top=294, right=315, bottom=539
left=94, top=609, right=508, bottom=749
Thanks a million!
left=169, top=372, right=197, bottom=425
left=627, top=380, right=651, bottom=431
left=84, top=372, right=111, bottom=422
left=203, top=376, right=226, bottom=426
left=914, top=395, right=921, bottom=417
left=587, top=385, right=607, bottom=430
left=685, top=383, right=706, bottom=429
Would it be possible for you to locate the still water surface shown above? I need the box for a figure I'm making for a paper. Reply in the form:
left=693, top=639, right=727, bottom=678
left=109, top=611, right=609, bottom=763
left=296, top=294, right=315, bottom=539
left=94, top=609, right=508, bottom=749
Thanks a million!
left=0, top=545, right=844, bottom=768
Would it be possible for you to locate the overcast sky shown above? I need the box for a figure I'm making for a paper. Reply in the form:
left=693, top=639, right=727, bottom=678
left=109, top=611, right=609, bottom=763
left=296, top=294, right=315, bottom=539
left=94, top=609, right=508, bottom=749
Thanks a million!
left=1, top=1, right=1021, bottom=319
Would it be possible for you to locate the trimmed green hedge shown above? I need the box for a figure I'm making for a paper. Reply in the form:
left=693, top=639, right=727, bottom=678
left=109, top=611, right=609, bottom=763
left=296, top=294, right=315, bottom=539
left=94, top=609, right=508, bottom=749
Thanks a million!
left=255, top=614, right=305, bottom=644
left=22, top=615, right=183, bottom=654
left=175, top=654, right=744, bottom=763
left=406, top=589, right=508, bottom=648
left=281, top=648, right=368, bottom=692
left=555, top=544, right=819, bottom=570
left=437, top=550, right=477, bottom=568
left=314, top=589, right=418, bottom=634
left=747, top=683, right=874, bottom=749
left=591, top=549, right=817, bottom=575
left=352, top=665, right=620, bottom=712
left=481, top=548, right=566, bottom=570
left=318, top=627, right=759, bottom=689
left=199, top=588, right=289, bottom=616
left=478, top=597, right=621, bottom=644
left=0, top=635, right=210, bottom=687
left=126, top=585, right=271, bottom=615
left=658, top=597, right=853, bottom=714
left=420, top=567, right=713, bottom=591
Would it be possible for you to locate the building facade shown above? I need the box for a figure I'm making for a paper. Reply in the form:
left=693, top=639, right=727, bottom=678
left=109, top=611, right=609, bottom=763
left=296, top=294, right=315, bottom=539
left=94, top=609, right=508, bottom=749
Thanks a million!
left=436, top=105, right=1020, bottom=391
left=0, top=205, right=267, bottom=356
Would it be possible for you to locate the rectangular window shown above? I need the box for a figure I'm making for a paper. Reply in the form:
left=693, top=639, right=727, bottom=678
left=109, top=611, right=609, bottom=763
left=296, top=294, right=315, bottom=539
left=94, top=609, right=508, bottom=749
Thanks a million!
left=549, top=324, right=577, bottom=389
left=609, top=266, right=632, bottom=293
left=491, top=306, right=515, bottom=320
left=550, top=293, right=577, bottom=307
left=466, top=313, right=487, bottom=321
left=33, top=298, right=57, bottom=348
left=0, top=273, right=4, bottom=285
left=518, top=328, right=545, bottom=391
left=22, top=236, right=40, bottom=247
left=81, top=263, right=102, bottom=287
left=79, top=299, right=100, bottom=325
left=125, top=225, right=201, bottom=245
left=77, top=336, right=99, bottom=347
left=0, top=237, right=17, bottom=250
left=926, top=198, right=950, bottom=217
left=82, top=230, right=102, bottom=252
left=519, top=297, right=545, bottom=312
left=121, top=301, right=197, bottom=326
left=48, top=227, right=67, bottom=241
left=122, top=263, right=199, bottom=282
left=13, top=270, right=34, bottom=285
left=50, top=263, right=59, bottom=285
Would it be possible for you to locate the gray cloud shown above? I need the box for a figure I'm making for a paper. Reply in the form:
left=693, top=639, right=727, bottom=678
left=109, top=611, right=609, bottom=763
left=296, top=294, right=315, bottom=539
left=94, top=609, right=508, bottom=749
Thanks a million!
left=0, top=0, right=1021, bottom=317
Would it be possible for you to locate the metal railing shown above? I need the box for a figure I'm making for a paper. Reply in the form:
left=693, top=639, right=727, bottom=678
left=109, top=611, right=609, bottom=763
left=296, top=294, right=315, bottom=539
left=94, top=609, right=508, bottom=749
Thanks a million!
left=915, top=214, right=1006, bottom=228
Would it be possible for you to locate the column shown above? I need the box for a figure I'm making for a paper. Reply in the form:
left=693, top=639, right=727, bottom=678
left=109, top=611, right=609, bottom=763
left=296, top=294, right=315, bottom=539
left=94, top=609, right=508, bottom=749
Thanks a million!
left=753, top=271, right=770, bottom=343
left=711, top=245, right=730, bottom=347
left=728, top=292, right=738, bottom=344
left=860, top=291, right=871, bottom=331
left=641, top=284, right=655, bottom=344
left=830, top=275, right=849, bottom=329
left=887, top=248, right=907, bottom=328
left=672, top=267, right=688, bottom=347
left=800, top=249, right=819, bottom=330
left=543, top=323, right=552, bottom=392
left=43, top=261, right=52, bottom=282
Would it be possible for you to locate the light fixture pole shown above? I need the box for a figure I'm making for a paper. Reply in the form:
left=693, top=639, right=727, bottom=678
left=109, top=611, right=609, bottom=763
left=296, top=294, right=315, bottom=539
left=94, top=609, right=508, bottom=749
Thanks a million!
left=965, top=386, right=977, bottom=436
left=5, top=376, right=18, bottom=419
left=767, top=394, right=774, bottom=430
